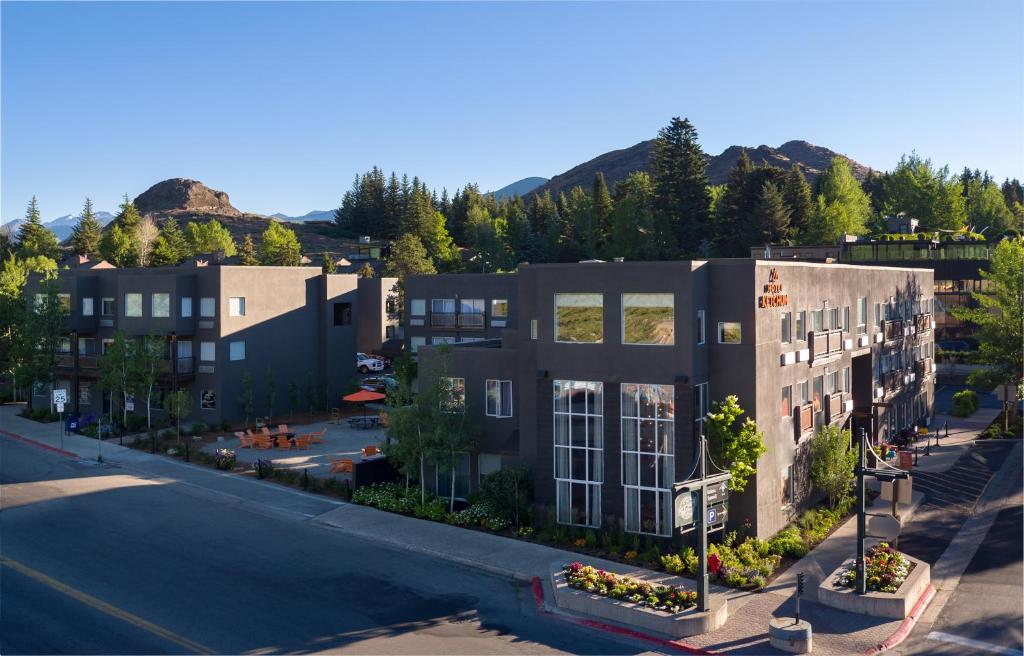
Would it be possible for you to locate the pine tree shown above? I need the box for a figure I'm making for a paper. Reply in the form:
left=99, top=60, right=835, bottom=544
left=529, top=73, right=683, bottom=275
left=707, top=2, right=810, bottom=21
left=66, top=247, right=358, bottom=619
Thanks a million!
left=258, top=222, right=302, bottom=266
left=69, top=198, right=103, bottom=257
left=150, top=218, right=189, bottom=266
left=238, top=234, right=258, bottom=265
left=17, top=196, right=61, bottom=260
left=321, top=252, right=336, bottom=274
left=592, top=172, right=613, bottom=252
left=101, top=195, right=143, bottom=266
left=750, top=180, right=792, bottom=245
left=714, top=150, right=755, bottom=256
left=650, top=117, right=712, bottom=256
left=782, top=166, right=814, bottom=241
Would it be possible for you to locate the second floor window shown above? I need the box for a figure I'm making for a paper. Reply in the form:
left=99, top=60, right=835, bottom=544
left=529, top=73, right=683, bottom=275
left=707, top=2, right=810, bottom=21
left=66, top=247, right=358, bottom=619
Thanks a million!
left=200, top=341, right=216, bottom=362
left=555, top=293, right=603, bottom=343
left=718, top=322, right=741, bottom=344
left=432, top=298, right=455, bottom=314
left=440, top=377, right=465, bottom=413
left=696, top=310, right=705, bottom=345
left=229, top=297, right=246, bottom=317
left=200, top=297, right=215, bottom=318
left=229, top=341, right=245, bottom=361
left=795, top=310, right=806, bottom=341
left=125, top=293, right=142, bottom=317
left=486, top=379, right=513, bottom=417
left=491, top=299, right=508, bottom=319
left=333, top=302, right=352, bottom=326
left=101, top=297, right=115, bottom=316
left=410, top=299, right=426, bottom=316
left=781, top=385, right=792, bottom=418
left=82, top=297, right=94, bottom=316
left=781, top=311, right=791, bottom=344
left=622, top=293, right=674, bottom=345
left=857, top=298, right=867, bottom=334
left=152, top=293, right=170, bottom=318
left=181, top=297, right=193, bottom=318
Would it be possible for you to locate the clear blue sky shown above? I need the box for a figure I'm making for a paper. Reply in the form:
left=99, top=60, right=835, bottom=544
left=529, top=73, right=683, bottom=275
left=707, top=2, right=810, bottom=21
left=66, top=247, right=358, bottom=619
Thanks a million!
left=3, top=1, right=1022, bottom=220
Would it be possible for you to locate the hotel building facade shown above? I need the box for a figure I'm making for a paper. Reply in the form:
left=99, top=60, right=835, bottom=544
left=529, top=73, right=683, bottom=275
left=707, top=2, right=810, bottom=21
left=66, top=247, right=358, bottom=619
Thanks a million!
left=406, top=259, right=936, bottom=539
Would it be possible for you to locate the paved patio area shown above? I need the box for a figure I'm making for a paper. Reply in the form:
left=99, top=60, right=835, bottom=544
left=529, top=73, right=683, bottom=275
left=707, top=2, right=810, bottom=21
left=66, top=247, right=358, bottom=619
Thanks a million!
left=200, top=416, right=387, bottom=478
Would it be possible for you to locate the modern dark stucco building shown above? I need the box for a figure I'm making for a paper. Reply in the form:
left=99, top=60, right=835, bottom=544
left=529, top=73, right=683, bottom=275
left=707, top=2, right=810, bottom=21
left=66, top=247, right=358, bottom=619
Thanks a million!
left=30, top=257, right=396, bottom=425
left=406, top=259, right=935, bottom=539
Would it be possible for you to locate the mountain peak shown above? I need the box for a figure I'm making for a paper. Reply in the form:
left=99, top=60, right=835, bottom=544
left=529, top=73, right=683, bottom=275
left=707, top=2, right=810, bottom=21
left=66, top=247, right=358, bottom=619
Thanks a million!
left=133, top=178, right=240, bottom=217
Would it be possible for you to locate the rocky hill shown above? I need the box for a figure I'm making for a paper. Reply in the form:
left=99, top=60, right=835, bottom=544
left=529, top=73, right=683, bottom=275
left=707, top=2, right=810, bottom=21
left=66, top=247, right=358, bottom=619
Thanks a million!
left=529, top=140, right=872, bottom=200
left=134, top=178, right=241, bottom=217
left=489, top=177, right=548, bottom=200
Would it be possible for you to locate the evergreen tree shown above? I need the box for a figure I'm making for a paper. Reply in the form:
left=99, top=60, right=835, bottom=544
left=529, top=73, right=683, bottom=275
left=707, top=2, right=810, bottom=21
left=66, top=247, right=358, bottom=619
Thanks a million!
left=401, top=187, right=457, bottom=269
left=185, top=219, right=237, bottom=257
left=750, top=180, right=792, bottom=245
left=650, top=117, right=712, bottom=256
left=592, top=172, right=613, bottom=246
left=16, top=196, right=61, bottom=260
left=100, top=225, right=136, bottom=267
left=782, top=166, right=814, bottom=240
left=357, top=262, right=375, bottom=278
left=238, top=234, right=258, bottom=265
left=69, top=198, right=103, bottom=258
left=807, top=157, right=873, bottom=243
left=606, top=172, right=658, bottom=261
left=714, top=150, right=755, bottom=256
left=384, top=234, right=437, bottom=279
left=150, top=218, right=189, bottom=266
left=321, top=252, right=336, bottom=274
left=258, top=222, right=302, bottom=266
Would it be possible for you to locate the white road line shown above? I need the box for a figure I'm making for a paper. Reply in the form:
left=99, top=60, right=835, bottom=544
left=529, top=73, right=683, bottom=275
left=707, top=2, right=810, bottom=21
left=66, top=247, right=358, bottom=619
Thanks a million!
left=926, top=631, right=1023, bottom=655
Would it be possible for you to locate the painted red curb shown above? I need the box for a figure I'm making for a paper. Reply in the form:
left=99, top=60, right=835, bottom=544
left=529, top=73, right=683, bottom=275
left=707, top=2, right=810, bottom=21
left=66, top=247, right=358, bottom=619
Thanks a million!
left=530, top=575, right=715, bottom=655
left=860, top=583, right=936, bottom=656
left=0, top=428, right=78, bottom=458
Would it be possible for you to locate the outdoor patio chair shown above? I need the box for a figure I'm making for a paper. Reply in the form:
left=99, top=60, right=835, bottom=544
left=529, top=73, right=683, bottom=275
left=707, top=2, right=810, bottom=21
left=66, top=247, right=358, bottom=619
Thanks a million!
left=310, top=430, right=326, bottom=445
left=260, top=427, right=272, bottom=436
left=362, top=445, right=380, bottom=458
left=295, top=435, right=312, bottom=449
left=277, top=424, right=289, bottom=434
left=253, top=437, right=273, bottom=450
left=276, top=436, right=292, bottom=449
left=328, top=455, right=353, bottom=474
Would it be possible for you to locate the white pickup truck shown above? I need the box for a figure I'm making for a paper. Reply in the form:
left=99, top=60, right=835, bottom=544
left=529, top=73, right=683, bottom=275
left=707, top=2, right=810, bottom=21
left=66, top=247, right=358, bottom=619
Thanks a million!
left=357, top=352, right=385, bottom=373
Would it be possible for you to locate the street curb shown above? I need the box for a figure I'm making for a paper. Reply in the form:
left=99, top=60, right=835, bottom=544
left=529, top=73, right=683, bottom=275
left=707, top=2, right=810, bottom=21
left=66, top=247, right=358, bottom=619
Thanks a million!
left=0, top=428, right=78, bottom=458
left=859, top=583, right=936, bottom=655
left=530, top=575, right=716, bottom=655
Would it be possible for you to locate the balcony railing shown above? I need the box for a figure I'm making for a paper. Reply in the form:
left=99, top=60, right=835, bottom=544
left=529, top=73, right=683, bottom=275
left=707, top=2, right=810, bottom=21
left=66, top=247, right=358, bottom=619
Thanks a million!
left=56, top=354, right=190, bottom=374
left=826, top=392, right=846, bottom=422
left=157, top=356, right=194, bottom=375
left=430, top=312, right=457, bottom=328
left=883, top=319, right=904, bottom=342
left=457, top=313, right=484, bottom=328
left=884, top=370, right=904, bottom=395
left=810, top=329, right=844, bottom=362
left=914, top=313, right=933, bottom=334
left=796, top=405, right=813, bottom=438
left=916, top=357, right=932, bottom=380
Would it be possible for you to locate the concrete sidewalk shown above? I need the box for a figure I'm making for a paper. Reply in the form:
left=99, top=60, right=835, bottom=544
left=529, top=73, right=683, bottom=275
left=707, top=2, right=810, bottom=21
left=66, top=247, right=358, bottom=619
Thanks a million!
left=903, top=407, right=1001, bottom=474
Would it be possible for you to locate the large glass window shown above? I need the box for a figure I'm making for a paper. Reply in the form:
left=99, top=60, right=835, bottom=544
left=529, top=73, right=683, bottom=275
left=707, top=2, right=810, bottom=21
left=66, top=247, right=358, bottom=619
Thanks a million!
left=432, top=298, right=455, bottom=314
left=486, top=379, right=513, bottom=417
left=622, top=293, right=674, bottom=345
left=553, top=380, right=603, bottom=527
left=152, top=293, right=170, bottom=318
left=781, top=311, right=792, bottom=344
left=621, top=384, right=674, bottom=536
left=124, top=293, right=142, bottom=317
left=460, top=298, right=484, bottom=314
left=718, top=322, right=741, bottom=344
left=554, top=293, right=603, bottom=343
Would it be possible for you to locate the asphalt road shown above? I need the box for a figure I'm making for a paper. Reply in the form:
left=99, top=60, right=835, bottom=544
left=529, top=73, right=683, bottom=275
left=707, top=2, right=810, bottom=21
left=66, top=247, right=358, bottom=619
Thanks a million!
left=0, top=437, right=650, bottom=655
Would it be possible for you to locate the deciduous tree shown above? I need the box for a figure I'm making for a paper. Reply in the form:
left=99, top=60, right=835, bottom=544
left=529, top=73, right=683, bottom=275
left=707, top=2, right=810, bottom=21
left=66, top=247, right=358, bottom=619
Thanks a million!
left=810, top=425, right=857, bottom=508
left=705, top=395, right=767, bottom=493
left=258, top=222, right=302, bottom=266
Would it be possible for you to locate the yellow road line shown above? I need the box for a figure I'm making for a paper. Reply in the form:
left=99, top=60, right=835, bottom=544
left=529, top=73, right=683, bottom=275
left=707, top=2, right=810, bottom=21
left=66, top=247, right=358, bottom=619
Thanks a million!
left=0, top=556, right=216, bottom=655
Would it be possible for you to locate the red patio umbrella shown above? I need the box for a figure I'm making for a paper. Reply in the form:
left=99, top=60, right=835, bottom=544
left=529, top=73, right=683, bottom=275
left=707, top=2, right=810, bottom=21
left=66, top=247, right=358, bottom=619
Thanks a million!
left=342, top=389, right=386, bottom=425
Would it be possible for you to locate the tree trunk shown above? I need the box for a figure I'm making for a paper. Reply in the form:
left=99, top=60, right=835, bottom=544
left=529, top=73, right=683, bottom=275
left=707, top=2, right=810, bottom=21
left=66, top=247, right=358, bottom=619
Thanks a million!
left=449, top=460, right=456, bottom=513
left=420, top=454, right=425, bottom=506
left=146, top=380, right=153, bottom=429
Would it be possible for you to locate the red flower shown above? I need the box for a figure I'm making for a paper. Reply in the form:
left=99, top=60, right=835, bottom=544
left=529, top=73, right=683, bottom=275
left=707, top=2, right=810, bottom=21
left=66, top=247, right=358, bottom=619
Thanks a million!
left=708, top=554, right=722, bottom=575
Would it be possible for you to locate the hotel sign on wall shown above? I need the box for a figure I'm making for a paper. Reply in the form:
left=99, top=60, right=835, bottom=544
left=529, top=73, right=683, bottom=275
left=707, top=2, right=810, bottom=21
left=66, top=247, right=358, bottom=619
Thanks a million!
left=758, top=268, right=789, bottom=308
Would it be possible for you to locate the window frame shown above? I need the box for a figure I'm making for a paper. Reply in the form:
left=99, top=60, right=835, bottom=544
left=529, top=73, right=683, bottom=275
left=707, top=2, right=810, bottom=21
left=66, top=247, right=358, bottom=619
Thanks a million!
left=620, top=383, right=675, bottom=536
left=124, top=293, right=143, bottom=318
left=151, top=293, right=170, bottom=318
left=780, top=311, right=792, bottom=344
left=554, top=293, right=604, bottom=344
left=485, top=379, right=513, bottom=418
left=696, top=310, right=706, bottom=346
left=553, top=380, right=604, bottom=528
left=229, top=340, right=245, bottom=361
left=199, top=341, right=216, bottom=362
left=717, top=321, right=742, bottom=344
left=200, top=297, right=216, bottom=318
left=228, top=297, right=246, bottom=317
left=410, top=299, right=426, bottom=316
left=82, top=297, right=94, bottom=316
left=181, top=296, right=193, bottom=318
left=621, top=293, right=675, bottom=346
left=101, top=297, right=115, bottom=317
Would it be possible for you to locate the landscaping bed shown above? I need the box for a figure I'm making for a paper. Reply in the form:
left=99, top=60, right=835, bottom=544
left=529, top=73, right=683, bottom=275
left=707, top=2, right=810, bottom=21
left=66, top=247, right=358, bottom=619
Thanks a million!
left=818, top=545, right=931, bottom=619
left=562, top=561, right=697, bottom=613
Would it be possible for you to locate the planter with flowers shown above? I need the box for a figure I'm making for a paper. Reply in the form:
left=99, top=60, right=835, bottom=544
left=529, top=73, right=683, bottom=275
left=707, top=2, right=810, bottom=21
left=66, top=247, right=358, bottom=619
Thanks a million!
left=551, top=561, right=729, bottom=637
left=214, top=448, right=237, bottom=470
left=818, top=542, right=931, bottom=618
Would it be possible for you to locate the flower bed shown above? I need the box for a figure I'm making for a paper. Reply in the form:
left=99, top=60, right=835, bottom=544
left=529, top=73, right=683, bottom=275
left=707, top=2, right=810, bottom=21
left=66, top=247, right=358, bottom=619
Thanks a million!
left=834, top=543, right=911, bottom=593
left=214, top=448, right=236, bottom=470
left=352, top=482, right=515, bottom=531
left=563, top=562, right=697, bottom=614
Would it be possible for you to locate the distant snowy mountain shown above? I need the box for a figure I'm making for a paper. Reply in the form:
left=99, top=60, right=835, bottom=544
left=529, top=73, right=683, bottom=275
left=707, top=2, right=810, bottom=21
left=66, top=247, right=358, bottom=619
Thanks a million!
left=270, top=210, right=336, bottom=223
left=3, top=211, right=115, bottom=241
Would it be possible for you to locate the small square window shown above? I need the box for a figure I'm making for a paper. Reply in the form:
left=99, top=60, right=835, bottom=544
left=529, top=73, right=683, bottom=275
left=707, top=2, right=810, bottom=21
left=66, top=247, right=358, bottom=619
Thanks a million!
left=491, top=299, right=509, bottom=319
left=411, top=299, right=426, bottom=316
left=82, top=297, right=94, bottom=316
left=124, top=293, right=142, bottom=317
left=229, top=297, right=245, bottom=317
left=410, top=336, right=426, bottom=353
left=101, top=297, right=115, bottom=316
left=200, top=341, right=216, bottom=362
left=718, top=322, right=741, bottom=344
left=200, top=297, right=216, bottom=318
left=229, top=341, right=245, bottom=361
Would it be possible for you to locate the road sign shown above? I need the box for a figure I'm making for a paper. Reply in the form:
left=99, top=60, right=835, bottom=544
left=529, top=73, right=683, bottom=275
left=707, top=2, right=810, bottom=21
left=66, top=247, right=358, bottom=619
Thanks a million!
left=675, top=490, right=696, bottom=528
left=126, top=394, right=135, bottom=412
left=708, top=504, right=728, bottom=527
left=706, top=480, right=729, bottom=505
left=56, top=402, right=65, bottom=413
left=52, top=389, right=68, bottom=404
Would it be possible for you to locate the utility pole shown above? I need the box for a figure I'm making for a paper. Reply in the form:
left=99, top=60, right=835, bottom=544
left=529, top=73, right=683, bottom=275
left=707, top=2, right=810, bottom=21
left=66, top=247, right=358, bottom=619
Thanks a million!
left=697, top=430, right=709, bottom=612
left=856, top=427, right=866, bottom=594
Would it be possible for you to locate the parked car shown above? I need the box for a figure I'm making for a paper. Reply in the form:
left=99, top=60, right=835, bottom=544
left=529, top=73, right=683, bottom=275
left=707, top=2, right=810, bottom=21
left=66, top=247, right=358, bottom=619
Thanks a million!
left=360, top=351, right=392, bottom=369
left=360, top=376, right=399, bottom=394
left=357, top=353, right=385, bottom=373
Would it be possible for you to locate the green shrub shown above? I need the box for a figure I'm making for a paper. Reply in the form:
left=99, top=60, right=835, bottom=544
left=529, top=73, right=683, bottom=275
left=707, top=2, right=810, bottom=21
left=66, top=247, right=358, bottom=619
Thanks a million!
left=475, top=465, right=533, bottom=525
left=190, top=421, right=208, bottom=436
left=125, top=415, right=148, bottom=432
left=767, top=527, right=809, bottom=558
left=952, top=390, right=979, bottom=417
